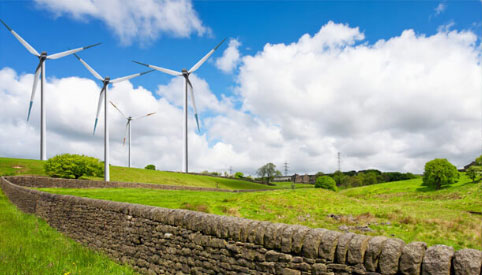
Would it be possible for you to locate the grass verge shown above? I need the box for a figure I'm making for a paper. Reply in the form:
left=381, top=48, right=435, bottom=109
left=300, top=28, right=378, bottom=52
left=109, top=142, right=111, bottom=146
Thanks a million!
left=0, top=188, right=136, bottom=275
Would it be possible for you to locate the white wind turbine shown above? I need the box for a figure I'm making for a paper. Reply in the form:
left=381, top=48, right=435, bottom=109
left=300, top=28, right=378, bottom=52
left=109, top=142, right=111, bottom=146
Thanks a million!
left=73, top=53, right=154, bottom=181
left=0, top=19, right=100, bottom=160
left=110, top=101, right=156, bottom=168
left=133, top=39, right=226, bottom=173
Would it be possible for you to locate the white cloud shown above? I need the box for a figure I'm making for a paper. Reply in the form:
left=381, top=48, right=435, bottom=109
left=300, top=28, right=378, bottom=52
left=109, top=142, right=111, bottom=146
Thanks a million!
left=34, top=0, right=208, bottom=45
left=1, top=22, right=481, bottom=175
left=234, top=22, right=481, bottom=173
left=215, top=38, right=242, bottom=73
left=435, top=3, right=447, bottom=15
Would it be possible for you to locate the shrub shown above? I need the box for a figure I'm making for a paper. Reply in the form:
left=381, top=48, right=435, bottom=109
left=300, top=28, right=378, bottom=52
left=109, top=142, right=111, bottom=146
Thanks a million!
left=44, top=154, right=103, bottom=179
left=422, top=158, right=459, bottom=190
left=315, top=176, right=337, bottom=191
left=234, top=172, right=244, bottom=179
left=145, top=164, right=156, bottom=170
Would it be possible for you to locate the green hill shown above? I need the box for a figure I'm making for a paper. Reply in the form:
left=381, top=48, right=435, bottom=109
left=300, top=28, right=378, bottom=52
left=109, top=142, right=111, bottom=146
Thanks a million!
left=39, top=175, right=482, bottom=250
left=0, top=157, right=283, bottom=190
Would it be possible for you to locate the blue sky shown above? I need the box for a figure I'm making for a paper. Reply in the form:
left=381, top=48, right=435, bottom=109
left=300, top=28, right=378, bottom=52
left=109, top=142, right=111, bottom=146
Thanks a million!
left=1, top=1, right=479, bottom=96
left=0, top=0, right=481, bottom=174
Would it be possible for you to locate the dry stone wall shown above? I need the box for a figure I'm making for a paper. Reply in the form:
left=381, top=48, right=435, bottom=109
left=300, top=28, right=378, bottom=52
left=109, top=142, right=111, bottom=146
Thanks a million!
left=1, top=176, right=481, bottom=275
left=6, top=176, right=272, bottom=192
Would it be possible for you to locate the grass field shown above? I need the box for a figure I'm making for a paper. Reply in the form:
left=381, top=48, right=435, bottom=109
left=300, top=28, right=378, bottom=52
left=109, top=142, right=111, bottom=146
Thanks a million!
left=39, top=175, right=482, bottom=250
left=0, top=157, right=298, bottom=190
left=0, top=188, right=136, bottom=275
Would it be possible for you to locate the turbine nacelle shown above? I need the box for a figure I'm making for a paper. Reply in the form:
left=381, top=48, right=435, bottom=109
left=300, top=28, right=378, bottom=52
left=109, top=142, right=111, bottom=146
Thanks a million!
left=182, top=69, right=189, bottom=76
left=104, top=77, right=111, bottom=84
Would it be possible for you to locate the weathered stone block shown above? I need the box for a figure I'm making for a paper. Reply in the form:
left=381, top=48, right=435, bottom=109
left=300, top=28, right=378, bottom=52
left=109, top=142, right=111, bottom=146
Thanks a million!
left=302, top=228, right=327, bottom=259
left=399, top=242, right=426, bottom=275
left=378, top=238, right=405, bottom=275
left=335, top=232, right=355, bottom=264
left=422, top=245, right=454, bottom=275
left=291, top=225, right=311, bottom=255
left=364, top=236, right=387, bottom=272
left=317, top=230, right=341, bottom=263
left=281, top=225, right=298, bottom=253
left=347, top=234, right=371, bottom=265
left=453, top=248, right=481, bottom=275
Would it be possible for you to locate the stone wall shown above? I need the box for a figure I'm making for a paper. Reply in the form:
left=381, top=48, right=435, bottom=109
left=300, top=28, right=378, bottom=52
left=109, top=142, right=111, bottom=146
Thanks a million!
left=5, top=176, right=273, bottom=193
left=1, top=176, right=481, bottom=275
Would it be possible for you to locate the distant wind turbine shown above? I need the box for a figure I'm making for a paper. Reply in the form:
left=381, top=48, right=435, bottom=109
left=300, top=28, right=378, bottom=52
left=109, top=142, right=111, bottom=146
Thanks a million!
left=73, top=53, right=153, bottom=181
left=110, top=101, right=156, bottom=168
left=133, top=38, right=226, bottom=173
left=0, top=19, right=100, bottom=160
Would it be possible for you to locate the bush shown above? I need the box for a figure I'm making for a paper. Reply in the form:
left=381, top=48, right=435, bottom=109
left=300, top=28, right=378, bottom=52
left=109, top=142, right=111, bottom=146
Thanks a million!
left=422, top=158, right=459, bottom=190
left=44, top=154, right=103, bottom=179
left=315, top=176, right=337, bottom=191
left=145, top=164, right=156, bottom=170
left=234, top=172, right=244, bottom=179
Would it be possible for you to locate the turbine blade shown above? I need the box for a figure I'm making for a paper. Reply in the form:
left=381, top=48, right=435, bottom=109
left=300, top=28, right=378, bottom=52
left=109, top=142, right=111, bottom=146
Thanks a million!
left=0, top=19, right=40, bottom=56
left=110, top=69, right=154, bottom=84
left=93, top=85, right=106, bottom=135
left=186, top=78, right=200, bottom=132
left=132, top=61, right=182, bottom=76
left=123, top=121, right=129, bottom=145
left=132, top=112, right=156, bottom=120
left=110, top=101, right=127, bottom=118
left=47, top=43, right=101, bottom=60
left=74, top=53, right=103, bottom=81
left=189, top=38, right=226, bottom=73
left=27, top=62, right=42, bottom=121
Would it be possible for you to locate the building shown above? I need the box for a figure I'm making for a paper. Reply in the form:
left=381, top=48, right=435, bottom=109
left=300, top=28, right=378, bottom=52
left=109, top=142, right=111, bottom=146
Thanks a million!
left=291, top=174, right=317, bottom=184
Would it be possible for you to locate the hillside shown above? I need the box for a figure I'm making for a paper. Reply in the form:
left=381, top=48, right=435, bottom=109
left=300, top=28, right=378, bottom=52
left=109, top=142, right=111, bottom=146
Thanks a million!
left=0, top=157, right=287, bottom=190
left=39, top=175, right=482, bottom=250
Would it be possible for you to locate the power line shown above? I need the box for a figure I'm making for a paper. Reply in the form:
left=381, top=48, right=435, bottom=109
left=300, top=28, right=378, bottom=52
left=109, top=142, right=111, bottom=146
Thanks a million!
left=284, top=161, right=289, bottom=176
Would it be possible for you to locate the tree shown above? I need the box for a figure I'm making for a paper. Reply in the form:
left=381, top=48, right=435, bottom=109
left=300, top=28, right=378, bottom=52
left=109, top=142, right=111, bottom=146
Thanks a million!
left=275, top=170, right=282, bottom=177
left=423, top=158, right=459, bottom=190
left=234, top=172, right=244, bottom=179
left=333, top=170, right=345, bottom=186
left=315, top=176, right=337, bottom=191
left=44, top=154, right=103, bottom=179
left=145, top=164, right=156, bottom=170
left=466, top=166, right=481, bottom=183
left=256, top=163, right=277, bottom=183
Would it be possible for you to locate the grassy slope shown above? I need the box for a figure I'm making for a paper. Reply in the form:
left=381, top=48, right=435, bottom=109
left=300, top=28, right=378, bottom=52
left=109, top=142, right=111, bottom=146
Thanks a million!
left=0, top=157, right=288, bottom=190
left=39, top=175, right=482, bottom=250
left=0, top=189, right=136, bottom=275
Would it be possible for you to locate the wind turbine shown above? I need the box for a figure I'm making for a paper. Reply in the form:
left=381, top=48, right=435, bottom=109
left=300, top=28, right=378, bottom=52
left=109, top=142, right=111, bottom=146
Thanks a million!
left=110, top=101, right=156, bottom=168
left=0, top=19, right=100, bottom=160
left=133, top=38, right=226, bottom=173
left=73, top=53, right=154, bottom=181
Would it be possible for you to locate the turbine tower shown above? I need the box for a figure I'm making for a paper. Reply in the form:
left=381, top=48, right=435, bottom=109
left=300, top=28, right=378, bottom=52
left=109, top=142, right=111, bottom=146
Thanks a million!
left=0, top=19, right=100, bottom=160
left=74, top=54, right=153, bottom=181
left=133, top=38, right=226, bottom=173
left=110, top=101, right=156, bottom=168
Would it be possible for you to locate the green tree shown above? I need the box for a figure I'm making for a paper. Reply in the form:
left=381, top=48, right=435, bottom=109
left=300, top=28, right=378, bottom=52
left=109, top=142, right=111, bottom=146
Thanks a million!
left=44, top=154, right=103, bottom=179
left=315, top=176, right=337, bottom=191
left=333, top=170, right=345, bottom=186
left=466, top=166, right=481, bottom=183
left=256, top=163, right=277, bottom=183
left=145, top=164, right=156, bottom=170
left=234, top=172, right=244, bottom=179
left=423, top=158, right=459, bottom=190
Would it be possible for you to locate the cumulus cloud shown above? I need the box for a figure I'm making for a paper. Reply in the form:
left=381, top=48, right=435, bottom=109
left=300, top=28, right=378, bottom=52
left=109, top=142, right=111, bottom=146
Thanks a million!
left=234, top=21, right=481, bottom=173
left=1, top=21, right=481, bottom=175
left=34, top=0, right=208, bottom=45
left=215, top=38, right=242, bottom=73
